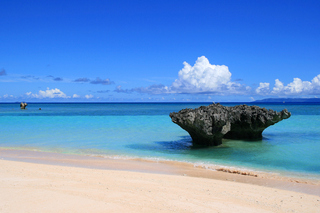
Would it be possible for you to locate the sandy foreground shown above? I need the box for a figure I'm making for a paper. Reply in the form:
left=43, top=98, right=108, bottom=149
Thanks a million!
left=0, top=158, right=319, bottom=213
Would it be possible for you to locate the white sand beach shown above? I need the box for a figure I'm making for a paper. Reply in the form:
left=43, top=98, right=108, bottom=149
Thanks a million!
left=0, top=157, right=319, bottom=213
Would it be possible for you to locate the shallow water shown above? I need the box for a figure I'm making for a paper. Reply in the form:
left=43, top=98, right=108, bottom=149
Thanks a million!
left=1, top=102, right=320, bottom=179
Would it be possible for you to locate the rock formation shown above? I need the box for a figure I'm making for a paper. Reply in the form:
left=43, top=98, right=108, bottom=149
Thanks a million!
left=169, top=103, right=291, bottom=146
left=20, top=102, right=27, bottom=109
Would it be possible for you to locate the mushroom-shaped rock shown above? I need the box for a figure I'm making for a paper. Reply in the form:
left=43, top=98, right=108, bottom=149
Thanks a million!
left=169, top=104, right=291, bottom=146
left=20, top=102, right=28, bottom=109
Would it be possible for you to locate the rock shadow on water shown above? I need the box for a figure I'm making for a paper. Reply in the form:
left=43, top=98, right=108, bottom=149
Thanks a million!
left=126, top=136, right=193, bottom=154
left=125, top=134, right=278, bottom=164
left=126, top=136, right=239, bottom=156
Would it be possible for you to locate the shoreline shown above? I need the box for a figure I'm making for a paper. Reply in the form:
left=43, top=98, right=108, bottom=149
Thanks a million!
left=1, top=148, right=319, bottom=197
left=1, top=157, right=320, bottom=212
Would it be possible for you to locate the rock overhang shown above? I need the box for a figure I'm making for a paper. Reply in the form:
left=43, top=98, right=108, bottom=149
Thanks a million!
left=169, top=103, right=291, bottom=146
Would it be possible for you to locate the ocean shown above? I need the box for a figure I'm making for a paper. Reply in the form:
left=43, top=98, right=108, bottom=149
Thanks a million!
left=1, top=102, right=320, bottom=179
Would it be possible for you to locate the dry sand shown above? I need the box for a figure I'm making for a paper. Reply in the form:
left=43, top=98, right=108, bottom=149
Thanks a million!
left=0, top=158, right=319, bottom=213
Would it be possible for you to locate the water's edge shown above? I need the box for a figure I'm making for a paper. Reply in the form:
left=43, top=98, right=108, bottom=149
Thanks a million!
left=1, top=148, right=319, bottom=197
left=1, top=102, right=320, bottom=183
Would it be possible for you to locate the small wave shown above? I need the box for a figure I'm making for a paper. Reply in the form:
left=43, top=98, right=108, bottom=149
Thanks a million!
left=2, top=147, right=320, bottom=185
left=84, top=154, right=320, bottom=185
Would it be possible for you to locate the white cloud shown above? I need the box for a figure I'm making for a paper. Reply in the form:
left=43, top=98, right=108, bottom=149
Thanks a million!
left=171, top=56, right=246, bottom=94
left=284, top=78, right=312, bottom=94
left=256, top=82, right=270, bottom=95
left=73, top=94, right=80, bottom=98
left=260, top=74, right=320, bottom=96
left=2, top=94, right=14, bottom=99
left=85, top=94, right=93, bottom=99
left=115, top=56, right=250, bottom=96
left=312, top=74, right=320, bottom=86
left=123, top=56, right=249, bottom=95
left=26, top=88, right=69, bottom=99
left=271, top=79, right=284, bottom=94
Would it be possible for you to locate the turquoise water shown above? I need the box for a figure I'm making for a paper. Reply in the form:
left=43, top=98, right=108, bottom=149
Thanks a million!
left=1, top=103, right=320, bottom=178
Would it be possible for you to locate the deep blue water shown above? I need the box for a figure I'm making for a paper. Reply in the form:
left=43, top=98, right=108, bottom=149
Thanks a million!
left=1, top=102, right=320, bottom=178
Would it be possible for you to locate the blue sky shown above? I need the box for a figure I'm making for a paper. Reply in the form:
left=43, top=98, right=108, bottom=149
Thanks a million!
left=1, top=0, right=320, bottom=102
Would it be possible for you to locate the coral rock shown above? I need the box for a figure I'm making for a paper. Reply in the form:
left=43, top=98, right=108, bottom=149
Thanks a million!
left=20, top=102, right=28, bottom=109
left=169, top=104, right=291, bottom=146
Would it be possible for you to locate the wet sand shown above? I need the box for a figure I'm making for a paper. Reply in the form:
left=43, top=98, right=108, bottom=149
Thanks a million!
left=0, top=149, right=320, bottom=212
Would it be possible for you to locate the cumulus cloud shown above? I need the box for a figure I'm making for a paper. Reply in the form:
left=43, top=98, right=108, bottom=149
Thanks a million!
left=284, top=78, right=311, bottom=94
left=26, top=88, right=69, bottom=99
left=271, top=79, right=284, bottom=94
left=256, top=82, right=270, bottom=95
left=0, top=68, right=7, bottom=76
left=85, top=94, right=93, bottom=99
left=115, top=56, right=250, bottom=95
left=171, top=56, right=247, bottom=94
left=73, top=94, right=80, bottom=98
left=260, top=74, right=320, bottom=96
